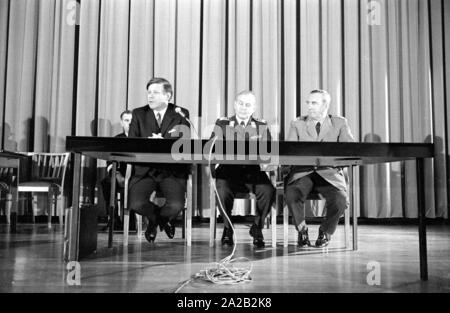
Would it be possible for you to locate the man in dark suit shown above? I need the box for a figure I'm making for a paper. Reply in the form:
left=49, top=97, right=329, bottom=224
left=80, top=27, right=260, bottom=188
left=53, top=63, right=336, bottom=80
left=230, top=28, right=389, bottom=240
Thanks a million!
left=284, top=89, right=355, bottom=248
left=128, top=77, right=190, bottom=243
left=101, top=110, right=132, bottom=230
left=211, top=90, right=275, bottom=248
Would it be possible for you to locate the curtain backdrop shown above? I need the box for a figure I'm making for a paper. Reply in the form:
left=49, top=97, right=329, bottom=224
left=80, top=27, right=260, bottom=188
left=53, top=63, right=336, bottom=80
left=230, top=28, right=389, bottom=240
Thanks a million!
left=0, top=0, right=449, bottom=218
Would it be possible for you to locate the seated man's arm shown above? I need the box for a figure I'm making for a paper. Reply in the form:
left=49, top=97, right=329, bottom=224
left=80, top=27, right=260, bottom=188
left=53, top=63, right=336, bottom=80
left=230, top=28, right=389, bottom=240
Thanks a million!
left=281, top=120, right=299, bottom=176
left=287, top=120, right=299, bottom=141
left=338, top=118, right=355, bottom=142
left=128, top=110, right=139, bottom=138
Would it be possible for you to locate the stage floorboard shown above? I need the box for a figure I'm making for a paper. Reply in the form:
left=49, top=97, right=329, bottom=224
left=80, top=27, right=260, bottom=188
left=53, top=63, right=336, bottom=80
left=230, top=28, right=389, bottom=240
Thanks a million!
left=0, top=223, right=449, bottom=293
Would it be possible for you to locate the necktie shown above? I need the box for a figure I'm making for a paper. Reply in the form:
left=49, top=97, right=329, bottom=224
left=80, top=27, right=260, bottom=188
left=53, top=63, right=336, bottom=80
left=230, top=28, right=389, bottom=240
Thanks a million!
left=316, top=122, right=321, bottom=135
left=156, top=112, right=162, bottom=128
left=240, top=121, right=246, bottom=127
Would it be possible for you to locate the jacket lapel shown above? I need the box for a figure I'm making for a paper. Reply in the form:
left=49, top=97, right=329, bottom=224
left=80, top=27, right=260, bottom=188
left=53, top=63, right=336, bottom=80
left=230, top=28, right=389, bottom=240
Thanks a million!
left=230, top=115, right=238, bottom=127
left=145, top=106, right=159, bottom=134
left=317, top=115, right=331, bottom=142
left=160, top=103, right=177, bottom=136
left=306, top=119, right=318, bottom=140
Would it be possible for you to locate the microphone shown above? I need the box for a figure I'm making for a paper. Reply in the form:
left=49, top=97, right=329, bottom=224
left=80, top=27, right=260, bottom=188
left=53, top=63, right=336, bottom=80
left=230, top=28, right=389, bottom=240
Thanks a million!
left=175, top=107, right=199, bottom=139
left=175, top=107, right=186, bottom=117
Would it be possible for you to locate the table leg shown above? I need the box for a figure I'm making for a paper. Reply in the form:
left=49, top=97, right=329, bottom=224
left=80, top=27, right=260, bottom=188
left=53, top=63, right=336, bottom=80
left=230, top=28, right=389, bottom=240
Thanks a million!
left=108, top=162, right=117, bottom=248
left=67, top=153, right=82, bottom=262
left=349, top=166, right=358, bottom=251
left=416, top=158, right=428, bottom=281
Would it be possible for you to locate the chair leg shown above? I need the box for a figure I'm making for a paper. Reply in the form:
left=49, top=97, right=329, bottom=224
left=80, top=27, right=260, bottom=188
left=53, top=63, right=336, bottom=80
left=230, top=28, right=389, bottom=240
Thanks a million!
left=186, top=208, right=192, bottom=247
left=271, top=204, right=277, bottom=248
left=58, top=195, right=66, bottom=226
left=283, top=197, right=289, bottom=248
left=123, top=209, right=130, bottom=246
left=186, top=174, right=193, bottom=246
left=5, top=193, right=12, bottom=225
left=209, top=182, right=216, bottom=247
left=182, top=210, right=186, bottom=239
left=32, top=194, right=38, bottom=224
left=136, top=213, right=142, bottom=238
left=47, top=193, right=53, bottom=229
left=117, top=193, right=122, bottom=220
left=344, top=208, right=350, bottom=249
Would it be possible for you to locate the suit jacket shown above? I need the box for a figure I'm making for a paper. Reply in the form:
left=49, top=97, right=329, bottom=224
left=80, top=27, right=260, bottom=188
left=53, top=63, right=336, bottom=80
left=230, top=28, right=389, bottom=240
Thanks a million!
left=285, top=114, right=355, bottom=190
left=128, top=103, right=191, bottom=181
left=211, top=115, right=272, bottom=183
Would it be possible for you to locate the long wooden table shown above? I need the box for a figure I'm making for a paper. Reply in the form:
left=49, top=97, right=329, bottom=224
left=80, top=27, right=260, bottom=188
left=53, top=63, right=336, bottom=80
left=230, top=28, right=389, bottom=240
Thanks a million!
left=65, top=136, right=434, bottom=281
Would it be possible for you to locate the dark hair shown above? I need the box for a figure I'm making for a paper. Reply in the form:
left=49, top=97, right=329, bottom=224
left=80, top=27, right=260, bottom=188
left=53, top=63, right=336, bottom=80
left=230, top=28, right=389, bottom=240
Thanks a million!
left=120, top=110, right=132, bottom=119
left=146, top=77, right=173, bottom=98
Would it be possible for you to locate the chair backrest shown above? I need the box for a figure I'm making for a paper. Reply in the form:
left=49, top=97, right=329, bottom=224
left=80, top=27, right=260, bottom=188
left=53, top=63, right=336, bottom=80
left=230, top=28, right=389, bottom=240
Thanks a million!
left=28, top=153, right=70, bottom=186
left=0, top=167, right=14, bottom=192
left=0, top=167, right=14, bottom=183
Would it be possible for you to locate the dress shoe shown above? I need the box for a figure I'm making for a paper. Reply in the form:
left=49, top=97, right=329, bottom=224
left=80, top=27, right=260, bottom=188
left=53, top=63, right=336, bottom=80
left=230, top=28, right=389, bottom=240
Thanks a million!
left=297, top=227, right=311, bottom=247
left=144, top=222, right=157, bottom=243
left=221, top=227, right=234, bottom=246
left=159, top=221, right=175, bottom=239
left=315, top=227, right=331, bottom=248
left=249, top=223, right=265, bottom=248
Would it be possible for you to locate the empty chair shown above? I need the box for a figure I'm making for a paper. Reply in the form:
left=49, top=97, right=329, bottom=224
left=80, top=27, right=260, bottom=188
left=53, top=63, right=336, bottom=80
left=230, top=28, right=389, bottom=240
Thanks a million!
left=18, top=153, right=70, bottom=228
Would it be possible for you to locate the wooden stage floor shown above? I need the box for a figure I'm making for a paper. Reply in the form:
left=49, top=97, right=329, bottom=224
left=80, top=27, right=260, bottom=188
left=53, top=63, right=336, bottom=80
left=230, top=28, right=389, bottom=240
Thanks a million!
left=0, top=222, right=449, bottom=293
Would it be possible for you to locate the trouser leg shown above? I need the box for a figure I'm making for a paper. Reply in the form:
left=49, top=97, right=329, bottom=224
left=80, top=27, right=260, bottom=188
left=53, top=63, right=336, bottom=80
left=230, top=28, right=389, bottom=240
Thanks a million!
left=284, top=176, right=314, bottom=230
left=215, top=179, right=235, bottom=229
left=252, top=182, right=275, bottom=228
left=158, top=176, right=187, bottom=222
left=315, top=184, right=348, bottom=235
left=128, top=176, right=159, bottom=224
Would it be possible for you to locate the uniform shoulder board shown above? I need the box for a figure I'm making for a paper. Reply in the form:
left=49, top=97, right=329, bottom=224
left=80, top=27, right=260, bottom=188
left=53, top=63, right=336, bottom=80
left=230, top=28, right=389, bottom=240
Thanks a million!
left=330, top=115, right=346, bottom=121
left=216, top=117, right=230, bottom=125
left=253, top=117, right=267, bottom=124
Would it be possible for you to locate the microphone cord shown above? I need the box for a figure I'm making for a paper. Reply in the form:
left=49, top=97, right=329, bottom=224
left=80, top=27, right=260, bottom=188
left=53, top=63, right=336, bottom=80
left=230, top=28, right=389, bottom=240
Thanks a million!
left=176, top=107, right=199, bottom=139
left=174, top=136, right=253, bottom=292
left=185, top=117, right=199, bottom=140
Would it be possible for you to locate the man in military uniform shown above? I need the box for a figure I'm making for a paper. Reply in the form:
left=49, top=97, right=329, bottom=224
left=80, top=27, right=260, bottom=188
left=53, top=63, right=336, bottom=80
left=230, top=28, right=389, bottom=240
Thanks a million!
left=284, top=89, right=355, bottom=248
left=210, top=90, right=275, bottom=248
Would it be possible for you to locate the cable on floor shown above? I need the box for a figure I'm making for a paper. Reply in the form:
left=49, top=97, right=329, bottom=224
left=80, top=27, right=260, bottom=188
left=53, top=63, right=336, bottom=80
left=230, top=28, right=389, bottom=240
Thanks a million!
left=174, top=136, right=253, bottom=293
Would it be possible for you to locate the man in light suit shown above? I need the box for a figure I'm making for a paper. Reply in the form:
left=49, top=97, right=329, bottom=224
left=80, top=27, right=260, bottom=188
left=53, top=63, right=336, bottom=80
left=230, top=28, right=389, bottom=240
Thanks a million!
left=284, top=89, right=355, bottom=247
left=128, top=77, right=191, bottom=244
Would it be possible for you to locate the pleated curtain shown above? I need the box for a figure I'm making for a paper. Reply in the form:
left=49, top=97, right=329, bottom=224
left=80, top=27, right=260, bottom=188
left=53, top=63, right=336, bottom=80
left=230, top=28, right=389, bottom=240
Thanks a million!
left=0, top=0, right=449, bottom=218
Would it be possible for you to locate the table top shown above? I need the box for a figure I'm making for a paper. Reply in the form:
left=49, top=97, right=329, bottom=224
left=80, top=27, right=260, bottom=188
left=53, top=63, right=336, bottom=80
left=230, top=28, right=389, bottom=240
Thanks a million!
left=66, top=136, right=434, bottom=166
